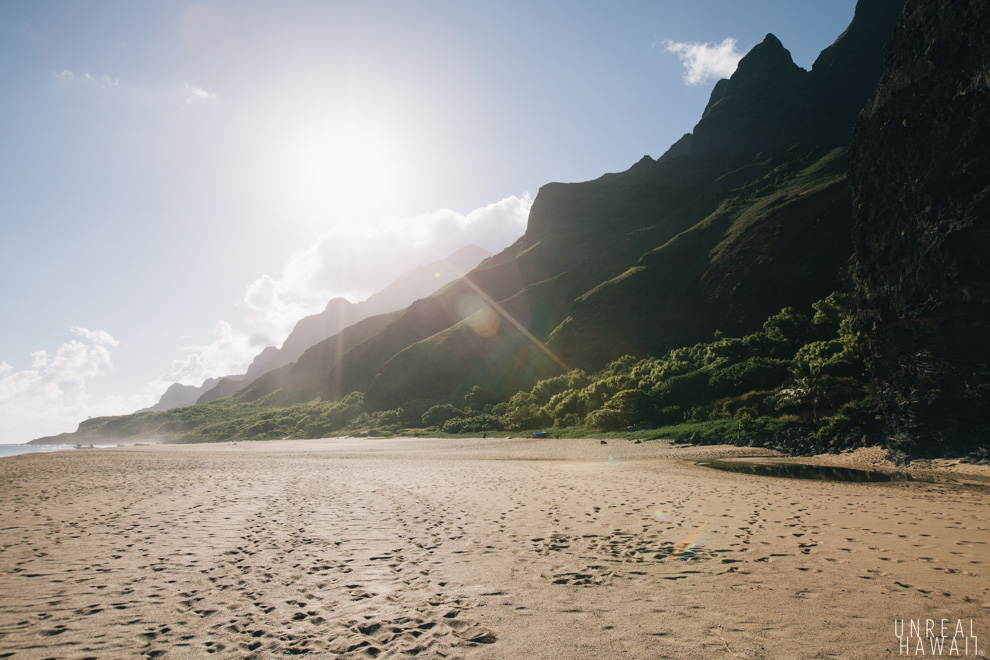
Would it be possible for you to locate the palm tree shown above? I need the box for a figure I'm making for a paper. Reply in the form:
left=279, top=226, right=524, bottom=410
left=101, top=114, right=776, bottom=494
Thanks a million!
left=776, top=361, right=834, bottom=422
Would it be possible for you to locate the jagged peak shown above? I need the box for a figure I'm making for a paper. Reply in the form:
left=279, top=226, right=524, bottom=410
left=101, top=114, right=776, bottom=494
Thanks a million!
left=761, top=32, right=783, bottom=49
left=733, top=32, right=799, bottom=77
left=701, top=33, right=801, bottom=120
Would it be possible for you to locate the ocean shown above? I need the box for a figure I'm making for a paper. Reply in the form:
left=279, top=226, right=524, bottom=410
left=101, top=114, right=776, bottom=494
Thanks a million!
left=0, top=444, right=78, bottom=459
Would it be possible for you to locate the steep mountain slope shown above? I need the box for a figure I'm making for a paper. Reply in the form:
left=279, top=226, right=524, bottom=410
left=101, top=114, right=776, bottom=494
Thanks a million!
left=240, top=244, right=492, bottom=383
left=233, top=0, right=903, bottom=411
left=849, top=0, right=990, bottom=455
left=141, top=245, right=492, bottom=412
left=136, top=377, right=229, bottom=413
left=546, top=0, right=904, bottom=370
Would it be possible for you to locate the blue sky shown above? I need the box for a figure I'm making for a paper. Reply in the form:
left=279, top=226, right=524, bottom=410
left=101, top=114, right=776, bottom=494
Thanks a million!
left=0, top=0, right=858, bottom=442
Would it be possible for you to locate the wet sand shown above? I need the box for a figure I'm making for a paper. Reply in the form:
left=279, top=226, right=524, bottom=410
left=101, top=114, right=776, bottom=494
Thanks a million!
left=0, top=437, right=987, bottom=658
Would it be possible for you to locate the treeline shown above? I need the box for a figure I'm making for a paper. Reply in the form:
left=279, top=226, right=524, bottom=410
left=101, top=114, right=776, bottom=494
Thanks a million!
left=70, top=392, right=403, bottom=444
left=420, top=292, right=881, bottom=452
left=69, top=293, right=881, bottom=453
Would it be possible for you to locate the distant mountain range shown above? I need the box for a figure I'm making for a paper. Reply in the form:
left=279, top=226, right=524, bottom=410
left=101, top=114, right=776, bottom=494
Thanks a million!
left=139, top=245, right=492, bottom=412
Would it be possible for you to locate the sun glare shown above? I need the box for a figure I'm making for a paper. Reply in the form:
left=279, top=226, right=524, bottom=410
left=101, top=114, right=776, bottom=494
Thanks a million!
left=274, top=118, right=411, bottom=220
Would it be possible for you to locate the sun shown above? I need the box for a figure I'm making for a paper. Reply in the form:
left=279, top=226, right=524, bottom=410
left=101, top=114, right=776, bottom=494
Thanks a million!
left=274, top=117, right=411, bottom=221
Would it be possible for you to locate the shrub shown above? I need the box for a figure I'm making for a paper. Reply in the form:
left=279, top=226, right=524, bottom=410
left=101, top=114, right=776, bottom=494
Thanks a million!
left=441, top=414, right=504, bottom=434
left=586, top=408, right=629, bottom=431
left=422, top=404, right=463, bottom=428
left=708, top=358, right=791, bottom=395
left=502, top=404, right=552, bottom=431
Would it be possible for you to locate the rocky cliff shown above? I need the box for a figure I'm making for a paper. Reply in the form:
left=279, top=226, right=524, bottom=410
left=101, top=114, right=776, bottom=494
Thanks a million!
left=849, top=0, right=990, bottom=455
left=547, top=1, right=904, bottom=370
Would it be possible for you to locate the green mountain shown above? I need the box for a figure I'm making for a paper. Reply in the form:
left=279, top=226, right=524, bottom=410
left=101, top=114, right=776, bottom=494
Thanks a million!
left=136, top=245, right=492, bottom=413
left=32, top=0, right=910, bottom=447
left=234, top=0, right=903, bottom=410
left=236, top=244, right=493, bottom=386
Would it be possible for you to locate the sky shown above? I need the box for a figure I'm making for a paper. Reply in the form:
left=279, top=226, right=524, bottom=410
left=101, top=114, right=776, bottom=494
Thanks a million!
left=0, top=0, right=860, bottom=443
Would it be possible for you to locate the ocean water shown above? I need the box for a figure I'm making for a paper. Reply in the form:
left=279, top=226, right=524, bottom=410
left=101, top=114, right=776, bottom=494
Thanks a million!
left=0, top=444, right=78, bottom=459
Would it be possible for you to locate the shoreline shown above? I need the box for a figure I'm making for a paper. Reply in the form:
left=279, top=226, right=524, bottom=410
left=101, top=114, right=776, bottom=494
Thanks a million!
left=2, top=437, right=987, bottom=658
left=12, top=435, right=989, bottom=483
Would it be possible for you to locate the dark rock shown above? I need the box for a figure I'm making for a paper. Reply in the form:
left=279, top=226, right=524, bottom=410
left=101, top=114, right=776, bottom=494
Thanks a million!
left=691, top=34, right=809, bottom=163
left=849, top=0, right=990, bottom=456
left=809, top=0, right=908, bottom=146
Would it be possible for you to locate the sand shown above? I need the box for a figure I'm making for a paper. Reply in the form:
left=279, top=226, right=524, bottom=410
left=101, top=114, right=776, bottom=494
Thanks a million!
left=0, top=437, right=987, bottom=659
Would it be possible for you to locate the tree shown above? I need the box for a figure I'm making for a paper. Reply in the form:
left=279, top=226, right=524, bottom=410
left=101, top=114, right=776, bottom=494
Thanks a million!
left=776, top=361, right=836, bottom=422
left=422, top=404, right=463, bottom=428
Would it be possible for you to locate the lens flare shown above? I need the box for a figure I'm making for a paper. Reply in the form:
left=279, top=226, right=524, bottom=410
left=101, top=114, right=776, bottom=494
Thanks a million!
left=470, top=306, right=500, bottom=338
left=457, top=295, right=500, bottom=337
left=450, top=270, right=570, bottom=373
left=654, top=509, right=667, bottom=522
left=673, top=523, right=709, bottom=560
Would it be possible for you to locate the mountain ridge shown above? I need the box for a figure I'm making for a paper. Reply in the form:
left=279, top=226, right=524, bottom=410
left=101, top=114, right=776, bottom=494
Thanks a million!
left=32, top=0, right=919, bottom=449
left=224, top=0, right=903, bottom=412
left=141, top=245, right=493, bottom=412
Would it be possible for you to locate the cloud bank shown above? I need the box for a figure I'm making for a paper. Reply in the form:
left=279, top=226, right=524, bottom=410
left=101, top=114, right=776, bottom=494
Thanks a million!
left=664, top=37, right=743, bottom=86
left=0, top=327, right=132, bottom=443
left=153, top=194, right=533, bottom=389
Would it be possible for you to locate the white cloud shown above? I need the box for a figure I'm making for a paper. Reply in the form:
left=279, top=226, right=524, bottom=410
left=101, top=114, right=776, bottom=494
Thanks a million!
left=53, top=69, right=119, bottom=88
left=185, top=83, right=218, bottom=106
left=151, top=320, right=256, bottom=391
left=239, top=192, right=532, bottom=332
left=152, top=194, right=532, bottom=389
left=0, top=327, right=128, bottom=443
left=30, top=351, right=50, bottom=369
left=664, top=37, right=743, bottom=86
left=70, top=325, right=120, bottom=348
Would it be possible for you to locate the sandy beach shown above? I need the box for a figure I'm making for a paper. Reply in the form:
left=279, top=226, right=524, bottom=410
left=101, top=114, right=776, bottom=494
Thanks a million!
left=0, top=438, right=987, bottom=659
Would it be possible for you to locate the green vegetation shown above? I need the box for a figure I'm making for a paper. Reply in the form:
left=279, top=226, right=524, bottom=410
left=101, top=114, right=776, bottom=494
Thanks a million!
left=430, top=291, right=879, bottom=453
left=67, top=292, right=881, bottom=455
left=70, top=392, right=406, bottom=444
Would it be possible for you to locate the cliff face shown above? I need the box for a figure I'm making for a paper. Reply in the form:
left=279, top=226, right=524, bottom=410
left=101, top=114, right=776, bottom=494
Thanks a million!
left=849, top=0, right=990, bottom=455
left=547, top=0, right=904, bottom=370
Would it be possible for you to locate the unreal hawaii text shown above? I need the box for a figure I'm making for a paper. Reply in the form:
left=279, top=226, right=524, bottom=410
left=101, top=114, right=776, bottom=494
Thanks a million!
left=894, top=618, right=983, bottom=657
